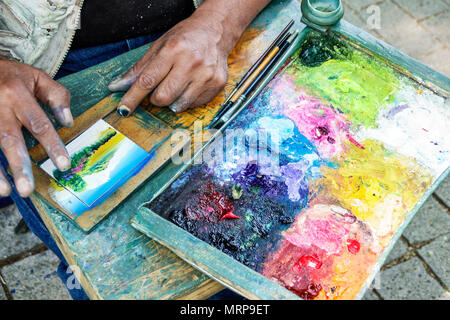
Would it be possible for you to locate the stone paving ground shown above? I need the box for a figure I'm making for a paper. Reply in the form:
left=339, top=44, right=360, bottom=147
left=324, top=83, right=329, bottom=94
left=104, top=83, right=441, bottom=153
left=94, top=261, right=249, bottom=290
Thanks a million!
left=0, top=0, right=449, bottom=300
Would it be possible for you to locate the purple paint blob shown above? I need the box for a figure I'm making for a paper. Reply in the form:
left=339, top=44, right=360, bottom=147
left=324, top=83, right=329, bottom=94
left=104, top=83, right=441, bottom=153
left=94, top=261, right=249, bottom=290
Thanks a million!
left=385, top=103, right=409, bottom=119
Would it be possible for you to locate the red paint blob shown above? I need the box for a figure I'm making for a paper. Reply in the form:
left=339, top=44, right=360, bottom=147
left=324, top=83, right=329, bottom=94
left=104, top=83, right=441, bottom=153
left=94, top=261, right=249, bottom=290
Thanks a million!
left=347, top=239, right=360, bottom=254
left=347, top=134, right=365, bottom=149
left=218, top=212, right=241, bottom=222
left=289, top=283, right=322, bottom=300
left=293, top=254, right=323, bottom=272
left=185, top=183, right=234, bottom=223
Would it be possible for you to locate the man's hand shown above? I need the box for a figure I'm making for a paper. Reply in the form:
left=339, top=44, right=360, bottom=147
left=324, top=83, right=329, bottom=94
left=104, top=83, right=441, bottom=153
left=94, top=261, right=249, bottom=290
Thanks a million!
left=0, top=58, right=73, bottom=197
left=109, top=0, right=271, bottom=115
left=108, top=12, right=230, bottom=115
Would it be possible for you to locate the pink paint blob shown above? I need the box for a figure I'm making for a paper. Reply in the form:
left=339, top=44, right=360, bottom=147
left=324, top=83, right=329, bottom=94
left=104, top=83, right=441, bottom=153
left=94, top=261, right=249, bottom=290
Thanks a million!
left=285, top=218, right=349, bottom=255
left=270, top=76, right=352, bottom=158
left=262, top=203, right=377, bottom=299
left=347, top=134, right=366, bottom=150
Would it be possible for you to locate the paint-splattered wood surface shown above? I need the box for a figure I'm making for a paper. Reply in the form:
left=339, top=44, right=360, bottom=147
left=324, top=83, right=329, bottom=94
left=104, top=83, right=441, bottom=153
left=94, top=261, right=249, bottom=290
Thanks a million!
left=29, top=0, right=305, bottom=300
left=132, top=207, right=299, bottom=300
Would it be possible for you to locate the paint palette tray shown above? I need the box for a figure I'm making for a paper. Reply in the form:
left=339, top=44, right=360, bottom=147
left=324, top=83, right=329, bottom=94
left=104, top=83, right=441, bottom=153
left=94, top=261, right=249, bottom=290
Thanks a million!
left=132, top=24, right=449, bottom=300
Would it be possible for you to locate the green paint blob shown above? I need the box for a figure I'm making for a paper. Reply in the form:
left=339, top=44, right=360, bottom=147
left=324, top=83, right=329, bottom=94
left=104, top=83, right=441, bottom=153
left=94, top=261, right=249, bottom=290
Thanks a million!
left=232, top=183, right=243, bottom=199
left=290, top=31, right=399, bottom=128
left=297, top=31, right=350, bottom=67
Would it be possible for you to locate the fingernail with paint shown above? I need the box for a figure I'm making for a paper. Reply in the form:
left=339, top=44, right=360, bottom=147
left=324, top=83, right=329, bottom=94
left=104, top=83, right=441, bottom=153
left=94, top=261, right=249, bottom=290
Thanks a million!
left=108, top=77, right=120, bottom=91
left=54, top=106, right=74, bottom=127
left=117, top=105, right=131, bottom=117
left=170, top=99, right=190, bottom=114
left=109, top=76, right=121, bottom=85
left=169, top=104, right=182, bottom=113
left=56, top=155, right=71, bottom=171
left=0, top=180, right=11, bottom=196
left=16, top=177, right=33, bottom=197
left=63, top=108, right=74, bottom=127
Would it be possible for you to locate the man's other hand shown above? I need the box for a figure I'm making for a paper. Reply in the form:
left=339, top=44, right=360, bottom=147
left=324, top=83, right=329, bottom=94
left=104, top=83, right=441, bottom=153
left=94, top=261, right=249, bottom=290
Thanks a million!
left=0, top=58, right=73, bottom=197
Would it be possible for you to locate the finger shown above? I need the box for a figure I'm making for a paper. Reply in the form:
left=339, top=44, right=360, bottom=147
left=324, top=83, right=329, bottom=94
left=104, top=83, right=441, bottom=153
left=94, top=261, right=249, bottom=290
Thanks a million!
left=168, top=84, right=199, bottom=113
left=170, top=71, right=227, bottom=113
left=108, top=42, right=162, bottom=92
left=34, top=71, right=73, bottom=128
left=15, top=90, right=71, bottom=172
left=117, top=52, right=173, bottom=117
left=149, top=64, right=192, bottom=108
left=0, top=167, right=11, bottom=197
left=192, top=83, right=226, bottom=109
left=0, top=113, right=34, bottom=197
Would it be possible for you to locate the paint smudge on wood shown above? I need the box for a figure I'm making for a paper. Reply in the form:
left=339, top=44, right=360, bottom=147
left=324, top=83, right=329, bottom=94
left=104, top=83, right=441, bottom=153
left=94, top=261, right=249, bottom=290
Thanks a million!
left=151, top=165, right=302, bottom=271
left=292, top=31, right=399, bottom=128
left=265, top=75, right=353, bottom=158
left=358, top=86, right=450, bottom=175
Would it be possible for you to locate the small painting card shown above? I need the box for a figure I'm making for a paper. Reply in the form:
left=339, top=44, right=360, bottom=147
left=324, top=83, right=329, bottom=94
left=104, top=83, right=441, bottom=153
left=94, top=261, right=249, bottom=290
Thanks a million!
left=40, top=119, right=153, bottom=219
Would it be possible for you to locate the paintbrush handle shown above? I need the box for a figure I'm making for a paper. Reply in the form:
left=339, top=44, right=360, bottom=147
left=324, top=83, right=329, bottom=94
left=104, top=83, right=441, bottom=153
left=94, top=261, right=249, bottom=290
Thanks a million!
left=208, top=20, right=294, bottom=128
left=223, top=19, right=294, bottom=104
left=218, top=96, right=246, bottom=126
left=210, top=100, right=233, bottom=125
left=208, top=45, right=282, bottom=129
left=213, top=31, right=299, bottom=129
left=209, top=37, right=287, bottom=129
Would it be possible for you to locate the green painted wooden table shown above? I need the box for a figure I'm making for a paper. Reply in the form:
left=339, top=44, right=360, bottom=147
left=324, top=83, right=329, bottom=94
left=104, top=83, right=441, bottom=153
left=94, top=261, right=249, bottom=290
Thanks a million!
left=29, top=0, right=449, bottom=300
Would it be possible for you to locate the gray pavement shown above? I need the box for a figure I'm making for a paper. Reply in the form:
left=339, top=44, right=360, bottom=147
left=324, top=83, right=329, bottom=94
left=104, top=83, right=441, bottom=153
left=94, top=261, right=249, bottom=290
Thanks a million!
left=0, top=0, right=449, bottom=300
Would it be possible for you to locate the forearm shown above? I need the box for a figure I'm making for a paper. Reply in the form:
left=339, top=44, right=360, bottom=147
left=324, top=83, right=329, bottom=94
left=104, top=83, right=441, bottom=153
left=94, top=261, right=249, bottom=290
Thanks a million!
left=192, top=0, right=272, bottom=53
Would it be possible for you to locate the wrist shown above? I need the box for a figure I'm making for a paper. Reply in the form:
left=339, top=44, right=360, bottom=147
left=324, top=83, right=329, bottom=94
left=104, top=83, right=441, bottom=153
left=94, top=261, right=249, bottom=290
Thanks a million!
left=191, top=6, right=246, bottom=54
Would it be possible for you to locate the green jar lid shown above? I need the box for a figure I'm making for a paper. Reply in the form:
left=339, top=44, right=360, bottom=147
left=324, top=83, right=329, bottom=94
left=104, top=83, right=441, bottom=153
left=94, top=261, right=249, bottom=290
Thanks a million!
left=301, top=0, right=345, bottom=31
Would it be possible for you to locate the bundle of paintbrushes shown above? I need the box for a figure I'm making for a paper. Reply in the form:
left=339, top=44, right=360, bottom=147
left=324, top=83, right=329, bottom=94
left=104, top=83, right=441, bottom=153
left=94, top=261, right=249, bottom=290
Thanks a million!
left=208, top=20, right=299, bottom=129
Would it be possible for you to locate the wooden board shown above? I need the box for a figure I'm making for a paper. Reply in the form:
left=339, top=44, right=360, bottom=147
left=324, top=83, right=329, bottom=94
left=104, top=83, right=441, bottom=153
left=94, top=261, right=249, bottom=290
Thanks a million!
left=31, top=194, right=224, bottom=299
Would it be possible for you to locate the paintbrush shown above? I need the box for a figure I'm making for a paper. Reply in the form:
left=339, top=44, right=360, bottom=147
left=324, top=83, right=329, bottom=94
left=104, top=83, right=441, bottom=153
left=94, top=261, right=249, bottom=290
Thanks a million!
left=208, top=32, right=291, bottom=129
left=211, top=30, right=299, bottom=129
left=208, top=20, right=294, bottom=128
left=210, top=32, right=291, bottom=125
left=219, top=20, right=294, bottom=106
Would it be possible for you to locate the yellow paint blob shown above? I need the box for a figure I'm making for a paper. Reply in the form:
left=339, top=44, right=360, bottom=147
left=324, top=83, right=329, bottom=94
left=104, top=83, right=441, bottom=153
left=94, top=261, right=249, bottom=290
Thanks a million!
left=319, top=139, right=433, bottom=240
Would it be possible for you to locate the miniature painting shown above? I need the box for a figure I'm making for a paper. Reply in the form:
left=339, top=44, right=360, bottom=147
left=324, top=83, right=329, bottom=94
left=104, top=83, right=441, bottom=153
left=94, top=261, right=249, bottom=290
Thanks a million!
left=41, top=119, right=152, bottom=218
